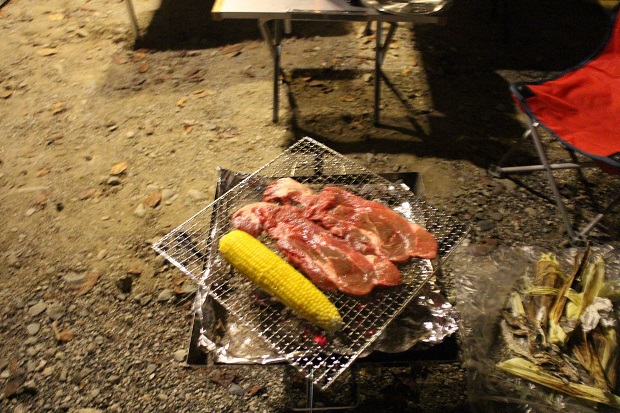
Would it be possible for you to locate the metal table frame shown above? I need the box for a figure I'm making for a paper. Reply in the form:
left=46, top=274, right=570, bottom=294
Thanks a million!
left=211, top=0, right=446, bottom=123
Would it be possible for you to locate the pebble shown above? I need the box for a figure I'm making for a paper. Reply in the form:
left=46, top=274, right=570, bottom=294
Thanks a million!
left=161, top=188, right=176, bottom=201
left=173, top=349, right=186, bottom=362
left=187, top=189, right=206, bottom=201
left=134, top=203, right=147, bottom=217
left=97, top=249, right=108, bottom=260
left=46, top=302, right=65, bottom=320
left=28, top=301, right=47, bottom=317
left=157, top=289, right=174, bottom=302
left=146, top=363, right=157, bottom=375
left=478, top=220, right=496, bottom=232
left=107, top=176, right=122, bottom=186
left=63, top=271, right=87, bottom=287
left=140, top=295, right=152, bottom=306
left=27, top=323, right=41, bottom=336
left=229, top=383, right=245, bottom=396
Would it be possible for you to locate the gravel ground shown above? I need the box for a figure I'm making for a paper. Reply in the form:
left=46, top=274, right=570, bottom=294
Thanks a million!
left=1, top=0, right=618, bottom=412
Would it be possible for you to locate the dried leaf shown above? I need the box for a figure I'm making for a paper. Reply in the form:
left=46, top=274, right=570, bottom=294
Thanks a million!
left=209, top=369, right=236, bottom=387
left=75, top=271, right=99, bottom=296
left=183, top=125, right=193, bottom=134
left=341, top=94, right=357, bottom=102
left=193, top=89, right=215, bottom=98
left=138, top=62, right=149, bottom=73
left=127, top=268, right=142, bottom=276
left=9, top=358, right=18, bottom=374
left=176, top=97, right=187, bottom=107
left=402, top=68, right=412, bottom=76
left=110, top=161, right=129, bottom=175
left=221, top=44, right=243, bottom=57
left=52, top=321, right=76, bottom=343
left=51, top=101, right=67, bottom=114
left=36, top=167, right=51, bottom=177
left=37, top=48, right=58, bottom=56
left=3, top=371, right=26, bottom=398
left=78, top=188, right=97, bottom=200
left=33, top=193, right=48, bottom=205
left=143, top=190, right=161, bottom=208
left=247, top=385, right=264, bottom=397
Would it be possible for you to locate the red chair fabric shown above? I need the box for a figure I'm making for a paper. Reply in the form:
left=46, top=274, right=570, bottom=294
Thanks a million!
left=512, top=7, right=620, bottom=170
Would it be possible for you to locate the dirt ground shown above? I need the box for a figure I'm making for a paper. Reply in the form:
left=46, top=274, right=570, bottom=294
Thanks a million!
left=1, top=0, right=619, bottom=411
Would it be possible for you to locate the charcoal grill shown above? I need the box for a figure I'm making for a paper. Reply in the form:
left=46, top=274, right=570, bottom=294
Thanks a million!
left=153, top=137, right=468, bottom=389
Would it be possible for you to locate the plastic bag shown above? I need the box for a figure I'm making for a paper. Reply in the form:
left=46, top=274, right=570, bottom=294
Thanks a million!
left=452, top=244, right=620, bottom=412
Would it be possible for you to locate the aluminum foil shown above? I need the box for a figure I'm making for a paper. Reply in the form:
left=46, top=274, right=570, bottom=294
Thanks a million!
left=360, top=0, right=453, bottom=15
left=191, top=168, right=460, bottom=364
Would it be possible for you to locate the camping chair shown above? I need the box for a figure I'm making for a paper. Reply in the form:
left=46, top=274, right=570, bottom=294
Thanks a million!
left=488, top=5, right=620, bottom=244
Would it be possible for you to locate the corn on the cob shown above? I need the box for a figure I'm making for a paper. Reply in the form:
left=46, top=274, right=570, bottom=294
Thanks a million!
left=218, top=230, right=344, bottom=332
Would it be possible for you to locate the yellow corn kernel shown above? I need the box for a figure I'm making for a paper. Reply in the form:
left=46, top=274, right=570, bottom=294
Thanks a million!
left=218, top=230, right=344, bottom=332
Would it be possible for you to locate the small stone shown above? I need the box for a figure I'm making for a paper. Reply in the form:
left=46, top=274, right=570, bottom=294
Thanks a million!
left=187, top=189, right=206, bottom=201
left=139, top=295, right=152, bottom=306
left=107, top=375, right=121, bottom=384
left=173, top=349, right=186, bottom=362
left=27, top=323, right=41, bottom=336
left=13, top=297, right=26, bottom=309
left=134, top=203, right=147, bottom=218
left=490, top=212, right=503, bottom=221
left=144, top=123, right=155, bottom=135
left=97, top=249, right=108, bottom=260
left=228, top=383, right=245, bottom=396
left=478, top=220, right=496, bottom=232
left=146, top=363, right=157, bottom=375
left=63, top=272, right=86, bottom=287
left=157, top=289, right=174, bottom=302
left=25, top=207, right=37, bottom=216
left=28, top=302, right=48, bottom=317
left=107, top=177, right=122, bottom=186
left=46, top=302, right=66, bottom=320
left=161, top=188, right=176, bottom=201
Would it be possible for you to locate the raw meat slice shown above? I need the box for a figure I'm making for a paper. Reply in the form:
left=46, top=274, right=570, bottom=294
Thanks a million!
left=263, top=178, right=438, bottom=260
left=231, top=202, right=402, bottom=295
left=231, top=202, right=279, bottom=237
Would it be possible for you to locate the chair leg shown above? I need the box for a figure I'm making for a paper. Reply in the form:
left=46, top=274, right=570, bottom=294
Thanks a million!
left=525, top=118, right=582, bottom=243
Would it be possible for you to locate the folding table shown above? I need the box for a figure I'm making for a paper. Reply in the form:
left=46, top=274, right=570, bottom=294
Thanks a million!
left=211, top=0, right=448, bottom=123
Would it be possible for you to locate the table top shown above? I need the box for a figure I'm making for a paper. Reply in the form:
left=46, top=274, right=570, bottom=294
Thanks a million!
left=212, top=0, right=443, bottom=23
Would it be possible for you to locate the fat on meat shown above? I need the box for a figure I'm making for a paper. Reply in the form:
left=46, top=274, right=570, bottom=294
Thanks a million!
left=231, top=202, right=402, bottom=296
left=263, top=178, right=438, bottom=261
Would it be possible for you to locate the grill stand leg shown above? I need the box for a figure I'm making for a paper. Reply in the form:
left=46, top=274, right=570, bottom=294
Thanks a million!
left=259, top=19, right=283, bottom=123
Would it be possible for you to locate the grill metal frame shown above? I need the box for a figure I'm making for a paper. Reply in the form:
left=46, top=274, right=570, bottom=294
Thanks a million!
left=153, top=137, right=468, bottom=389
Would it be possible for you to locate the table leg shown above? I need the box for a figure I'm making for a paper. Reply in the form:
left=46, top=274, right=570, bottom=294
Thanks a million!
left=374, top=21, right=399, bottom=125
left=258, top=19, right=283, bottom=123
left=273, top=20, right=282, bottom=123
left=124, top=0, right=141, bottom=40
left=374, top=21, right=383, bottom=125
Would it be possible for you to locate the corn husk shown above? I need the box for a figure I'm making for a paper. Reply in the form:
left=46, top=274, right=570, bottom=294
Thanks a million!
left=547, top=246, right=592, bottom=346
left=497, top=357, right=620, bottom=408
left=572, top=331, right=610, bottom=391
left=592, top=326, right=619, bottom=390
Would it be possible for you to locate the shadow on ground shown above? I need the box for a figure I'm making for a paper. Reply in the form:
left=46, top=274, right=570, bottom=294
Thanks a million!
left=132, top=0, right=611, bottom=170
left=288, top=0, right=611, bottom=168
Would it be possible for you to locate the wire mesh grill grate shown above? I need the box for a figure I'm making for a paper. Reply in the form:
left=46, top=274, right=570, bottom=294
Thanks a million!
left=153, top=137, right=468, bottom=389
